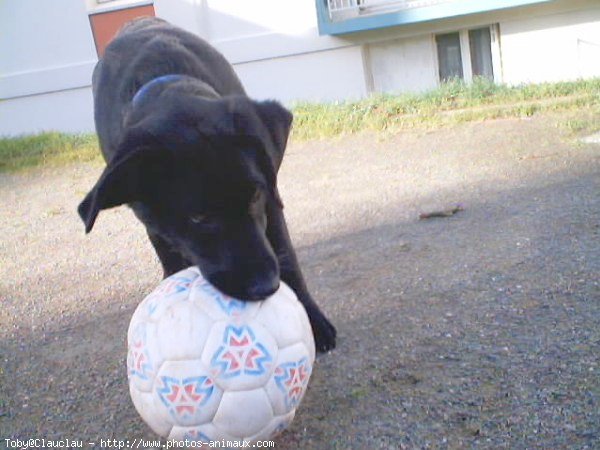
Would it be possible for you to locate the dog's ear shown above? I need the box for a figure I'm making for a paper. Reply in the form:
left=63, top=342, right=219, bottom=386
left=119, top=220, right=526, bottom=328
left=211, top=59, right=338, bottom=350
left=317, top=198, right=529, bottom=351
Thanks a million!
left=192, top=97, right=292, bottom=173
left=78, top=147, right=164, bottom=233
left=254, top=100, right=293, bottom=173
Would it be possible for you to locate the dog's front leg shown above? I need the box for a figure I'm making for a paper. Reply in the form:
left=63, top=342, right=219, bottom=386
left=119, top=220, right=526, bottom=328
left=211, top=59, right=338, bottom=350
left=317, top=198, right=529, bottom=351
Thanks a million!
left=266, top=203, right=336, bottom=352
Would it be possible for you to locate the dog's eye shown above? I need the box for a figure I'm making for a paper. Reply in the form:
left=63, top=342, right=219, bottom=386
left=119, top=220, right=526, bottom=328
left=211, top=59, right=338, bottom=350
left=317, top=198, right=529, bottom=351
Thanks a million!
left=251, top=190, right=262, bottom=204
left=189, top=214, right=209, bottom=224
left=189, top=213, right=220, bottom=233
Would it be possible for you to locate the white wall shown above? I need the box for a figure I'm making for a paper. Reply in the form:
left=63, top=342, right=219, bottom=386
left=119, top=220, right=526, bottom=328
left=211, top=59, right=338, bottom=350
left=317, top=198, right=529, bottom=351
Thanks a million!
left=500, top=5, right=600, bottom=84
left=153, top=0, right=208, bottom=38
left=155, top=0, right=349, bottom=61
left=0, top=0, right=97, bottom=136
left=0, top=0, right=96, bottom=75
left=368, top=35, right=438, bottom=94
left=1, top=88, right=95, bottom=136
left=3, top=0, right=600, bottom=136
left=154, top=0, right=364, bottom=102
left=353, top=0, right=600, bottom=94
left=234, top=46, right=368, bottom=103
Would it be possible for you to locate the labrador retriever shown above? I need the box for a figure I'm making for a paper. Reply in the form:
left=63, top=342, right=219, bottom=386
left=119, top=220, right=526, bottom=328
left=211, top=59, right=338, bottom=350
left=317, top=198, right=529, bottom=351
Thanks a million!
left=78, top=17, right=336, bottom=352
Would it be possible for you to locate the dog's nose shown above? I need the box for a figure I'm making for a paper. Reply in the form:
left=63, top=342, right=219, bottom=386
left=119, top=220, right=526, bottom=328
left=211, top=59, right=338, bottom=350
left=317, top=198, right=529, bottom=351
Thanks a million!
left=208, top=270, right=279, bottom=301
left=245, top=277, right=279, bottom=301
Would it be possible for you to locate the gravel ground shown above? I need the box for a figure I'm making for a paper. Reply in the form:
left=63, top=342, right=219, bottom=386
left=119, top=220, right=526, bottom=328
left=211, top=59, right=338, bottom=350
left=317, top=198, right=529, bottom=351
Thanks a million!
left=1, top=112, right=599, bottom=449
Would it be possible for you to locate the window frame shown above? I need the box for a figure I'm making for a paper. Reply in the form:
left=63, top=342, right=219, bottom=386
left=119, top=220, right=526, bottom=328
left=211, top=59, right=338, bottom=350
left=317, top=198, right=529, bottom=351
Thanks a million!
left=432, top=24, right=502, bottom=84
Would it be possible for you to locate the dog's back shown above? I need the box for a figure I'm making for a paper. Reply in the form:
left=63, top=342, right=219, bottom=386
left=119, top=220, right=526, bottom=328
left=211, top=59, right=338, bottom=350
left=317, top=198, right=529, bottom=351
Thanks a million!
left=93, top=17, right=245, bottom=160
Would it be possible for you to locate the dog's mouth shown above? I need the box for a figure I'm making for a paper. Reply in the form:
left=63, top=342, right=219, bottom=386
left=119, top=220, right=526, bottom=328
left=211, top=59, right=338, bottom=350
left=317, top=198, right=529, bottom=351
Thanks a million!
left=205, top=271, right=280, bottom=302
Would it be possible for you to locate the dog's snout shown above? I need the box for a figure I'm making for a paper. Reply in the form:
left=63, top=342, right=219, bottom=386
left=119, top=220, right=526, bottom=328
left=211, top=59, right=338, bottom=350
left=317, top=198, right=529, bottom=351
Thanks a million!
left=207, top=266, right=279, bottom=302
left=245, top=275, right=279, bottom=301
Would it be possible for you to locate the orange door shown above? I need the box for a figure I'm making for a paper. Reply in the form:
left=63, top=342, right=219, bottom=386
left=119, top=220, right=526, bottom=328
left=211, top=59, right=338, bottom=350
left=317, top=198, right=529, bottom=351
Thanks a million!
left=89, top=4, right=155, bottom=57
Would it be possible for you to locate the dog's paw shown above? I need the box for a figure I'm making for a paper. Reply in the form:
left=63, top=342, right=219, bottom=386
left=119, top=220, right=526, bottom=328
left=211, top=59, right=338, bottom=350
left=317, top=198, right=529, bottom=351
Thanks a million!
left=311, top=314, right=337, bottom=353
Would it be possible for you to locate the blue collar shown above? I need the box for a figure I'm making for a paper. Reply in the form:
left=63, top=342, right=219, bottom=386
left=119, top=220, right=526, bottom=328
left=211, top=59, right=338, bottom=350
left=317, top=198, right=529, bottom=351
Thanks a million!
left=132, top=74, right=188, bottom=106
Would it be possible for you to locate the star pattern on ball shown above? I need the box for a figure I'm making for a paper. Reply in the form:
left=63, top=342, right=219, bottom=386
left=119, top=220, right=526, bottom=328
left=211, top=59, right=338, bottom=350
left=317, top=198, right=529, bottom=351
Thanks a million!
left=157, top=375, right=215, bottom=420
left=196, top=280, right=247, bottom=315
left=127, top=324, right=151, bottom=380
left=128, top=268, right=315, bottom=439
left=183, top=429, right=212, bottom=444
left=274, top=357, right=311, bottom=409
left=211, top=325, right=272, bottom=378
left=147, top=276, right=193, bottom=315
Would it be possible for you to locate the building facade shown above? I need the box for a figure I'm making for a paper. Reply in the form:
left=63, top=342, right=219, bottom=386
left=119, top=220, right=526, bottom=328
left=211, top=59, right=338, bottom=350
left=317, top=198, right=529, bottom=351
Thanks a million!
left=1, top=0, right=599, bottom=136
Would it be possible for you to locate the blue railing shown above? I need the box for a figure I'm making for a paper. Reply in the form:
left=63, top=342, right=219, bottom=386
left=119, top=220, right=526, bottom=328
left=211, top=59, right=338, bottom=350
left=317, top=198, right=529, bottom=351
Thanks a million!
left=317, top=0, right=554, bottom=35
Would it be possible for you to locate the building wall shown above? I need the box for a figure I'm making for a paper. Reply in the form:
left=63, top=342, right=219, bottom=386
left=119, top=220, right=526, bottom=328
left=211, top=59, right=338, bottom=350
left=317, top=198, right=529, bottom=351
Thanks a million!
left=234, top=47, right=368, bottom=103
left=368, top=35, right=438, bottom=94
left=1, top=0, right=600, bottom=136
left=361, top=0, right=600, bottom=94
left=500, top=5, right=600, bottom=84
left=1, top=88, right=96, bottom=135
left=154, top=0, right=365, bottom=102
left=0, top=0, right=97, bottom=136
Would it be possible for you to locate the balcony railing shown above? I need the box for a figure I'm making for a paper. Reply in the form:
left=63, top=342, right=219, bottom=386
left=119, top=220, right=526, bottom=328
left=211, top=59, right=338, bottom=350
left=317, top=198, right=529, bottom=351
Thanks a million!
left=319, top=0, right=554, bottom=35
left=327, top=0, right=454, bottom=20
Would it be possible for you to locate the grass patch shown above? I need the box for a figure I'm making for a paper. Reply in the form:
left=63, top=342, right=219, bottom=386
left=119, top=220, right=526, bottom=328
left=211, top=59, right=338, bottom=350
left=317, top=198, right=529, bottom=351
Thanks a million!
left=1, top=78, right=599, bottom=172
left=557, top=106, right=600, bottom=136
left=0, top=132, right=100, bottom=172
left=290, top=77, right=600, bottom=140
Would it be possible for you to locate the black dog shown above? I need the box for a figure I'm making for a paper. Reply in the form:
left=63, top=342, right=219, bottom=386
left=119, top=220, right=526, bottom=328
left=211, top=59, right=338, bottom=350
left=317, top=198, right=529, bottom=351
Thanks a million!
left=78, top=17, right=335, bottom=352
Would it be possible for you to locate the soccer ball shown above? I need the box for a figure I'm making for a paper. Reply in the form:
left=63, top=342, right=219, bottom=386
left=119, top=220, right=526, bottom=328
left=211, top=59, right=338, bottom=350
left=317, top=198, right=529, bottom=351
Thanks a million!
left=126, top=267, right=315, bottom=444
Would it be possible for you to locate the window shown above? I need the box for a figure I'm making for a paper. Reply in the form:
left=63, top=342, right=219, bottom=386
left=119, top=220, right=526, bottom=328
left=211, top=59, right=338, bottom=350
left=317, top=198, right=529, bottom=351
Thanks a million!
left=469, top=27, right=494, bottom=80
left=436, top=32, right=463, bottom=81
left=435, top=25, right=499, bottom=83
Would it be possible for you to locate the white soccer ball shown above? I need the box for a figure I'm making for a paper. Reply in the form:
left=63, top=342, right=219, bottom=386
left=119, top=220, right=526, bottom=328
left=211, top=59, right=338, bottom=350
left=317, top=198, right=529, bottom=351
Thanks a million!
left=127, top=267, right=315, bottom=444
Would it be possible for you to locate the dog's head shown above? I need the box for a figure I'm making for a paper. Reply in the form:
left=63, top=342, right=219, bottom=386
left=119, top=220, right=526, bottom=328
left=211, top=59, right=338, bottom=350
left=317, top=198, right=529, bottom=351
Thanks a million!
left=78, top=86, right=293, bottom=300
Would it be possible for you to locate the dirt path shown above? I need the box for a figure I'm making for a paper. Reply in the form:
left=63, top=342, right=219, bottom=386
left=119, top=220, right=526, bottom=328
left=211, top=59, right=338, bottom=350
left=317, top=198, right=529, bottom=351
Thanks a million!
left=1, top=112, right=599, bottom=449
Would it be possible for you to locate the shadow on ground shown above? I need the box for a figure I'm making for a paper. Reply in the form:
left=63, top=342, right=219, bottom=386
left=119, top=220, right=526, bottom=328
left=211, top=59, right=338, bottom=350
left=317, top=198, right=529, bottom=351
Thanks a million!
left=2, top=166, right=598, bottom=449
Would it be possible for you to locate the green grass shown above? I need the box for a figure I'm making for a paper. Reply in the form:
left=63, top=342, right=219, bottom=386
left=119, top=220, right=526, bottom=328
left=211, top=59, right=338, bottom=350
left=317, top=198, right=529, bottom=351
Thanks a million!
left=2, top=77, right=599, bottom=172
left=557, top=108, right=600, bottom=136
left=290, top=77, right=600, bottom=140
left=0, top=132, right=100, bottom=172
